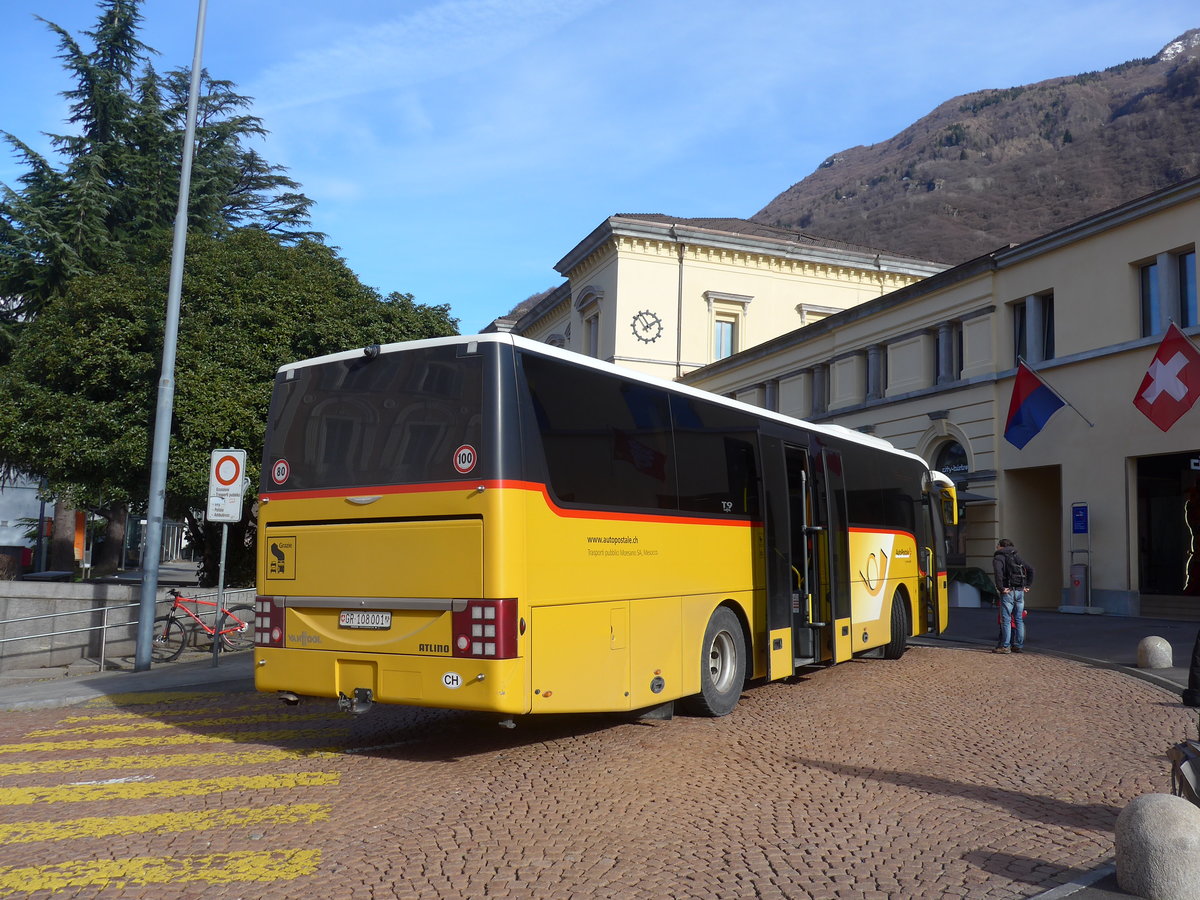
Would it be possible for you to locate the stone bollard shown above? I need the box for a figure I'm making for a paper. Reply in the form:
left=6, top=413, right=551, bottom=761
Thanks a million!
left=1139, top=636, right=1173, bottom=669
left=1116, top=794, right=1200, bottom=899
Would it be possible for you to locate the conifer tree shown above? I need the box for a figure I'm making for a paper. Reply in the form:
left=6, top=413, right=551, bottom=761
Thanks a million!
left=0, top=0, right=318, bottom=329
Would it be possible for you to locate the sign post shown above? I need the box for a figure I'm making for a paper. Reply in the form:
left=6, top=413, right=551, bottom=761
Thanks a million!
left=207, top=449, right=247, bottom=665
left=1066, top=500, right=1094, bottom=613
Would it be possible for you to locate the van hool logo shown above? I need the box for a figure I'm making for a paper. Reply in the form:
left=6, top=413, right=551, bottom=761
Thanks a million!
left=419, top=643, right=451, bottom=653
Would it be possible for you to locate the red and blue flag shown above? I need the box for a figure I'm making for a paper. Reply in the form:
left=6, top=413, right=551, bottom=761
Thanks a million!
left=1004, top=362, right=1065, bottom=449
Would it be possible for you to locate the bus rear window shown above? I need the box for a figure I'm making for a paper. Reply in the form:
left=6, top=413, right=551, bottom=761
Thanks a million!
left=262, top=346, right=484, bottom=493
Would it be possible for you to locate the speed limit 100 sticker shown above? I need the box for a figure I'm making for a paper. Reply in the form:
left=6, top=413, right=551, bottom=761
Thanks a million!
left=453, top=444, right=477, bottom=475
left=271, top=458, right=290, bottom=485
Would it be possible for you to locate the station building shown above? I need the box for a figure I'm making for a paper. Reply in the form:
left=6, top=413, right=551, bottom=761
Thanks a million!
left=492, top=178, right=1200, bottom=619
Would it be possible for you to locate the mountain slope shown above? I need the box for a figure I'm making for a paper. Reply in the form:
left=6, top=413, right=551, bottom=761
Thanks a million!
left=752, top=29, right=1200, bottom=264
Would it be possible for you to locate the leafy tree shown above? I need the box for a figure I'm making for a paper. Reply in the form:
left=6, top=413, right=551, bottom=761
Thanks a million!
left=0, top=229, right=458, bottom=584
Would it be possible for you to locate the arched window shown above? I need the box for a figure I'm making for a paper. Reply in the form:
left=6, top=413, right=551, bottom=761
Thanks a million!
left=935, top=441, right=968, bottom=480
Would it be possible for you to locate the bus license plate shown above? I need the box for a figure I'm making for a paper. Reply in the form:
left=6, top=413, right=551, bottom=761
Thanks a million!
left=338, top=610, right=391, bottom=630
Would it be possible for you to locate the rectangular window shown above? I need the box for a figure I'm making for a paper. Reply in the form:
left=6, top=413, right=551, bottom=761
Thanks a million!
left=1140, top=250, right=1196, bottom=335
left=1041, top=296, right=1055, bottom=360
left=522, top=353, right=674, bottom=511
left=1013, top=294, right=1054, bottom=364
left=1181, top=250, right=1197, bottom=328
left=262, top=345, right=484, bottom=493
left=714, top=318, right=735, bottom=360
left=705, top=291, right=752, bottom=362
left=584, top=313, right=600, bottom=358
left=1141, top=261, right=1160, bottom=337
left=520, top=353, right=762, bottom=518
left=1013, top=303, right=1028, bottom=363
left=670, top=395, right=760, bottom=517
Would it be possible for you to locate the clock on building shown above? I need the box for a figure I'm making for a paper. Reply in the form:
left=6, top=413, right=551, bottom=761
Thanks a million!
left=631, top=310, right=663, bottom=343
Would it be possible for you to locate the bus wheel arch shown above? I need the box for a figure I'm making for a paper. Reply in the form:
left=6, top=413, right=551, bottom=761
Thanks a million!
left=883, top=587, right=911, bottom=660
left=683, top=603, right=748, bottom=717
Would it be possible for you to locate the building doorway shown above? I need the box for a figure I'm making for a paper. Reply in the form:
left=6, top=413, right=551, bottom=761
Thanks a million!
left=1002, top=465, right=1062, bottom=610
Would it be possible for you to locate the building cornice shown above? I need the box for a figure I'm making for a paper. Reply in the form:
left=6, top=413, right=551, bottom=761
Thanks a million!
left=554, top=215, right=947, bottom=281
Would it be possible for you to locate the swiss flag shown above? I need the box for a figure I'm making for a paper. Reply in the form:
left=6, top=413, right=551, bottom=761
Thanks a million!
left=1133, top=323, right=1200, bottom=432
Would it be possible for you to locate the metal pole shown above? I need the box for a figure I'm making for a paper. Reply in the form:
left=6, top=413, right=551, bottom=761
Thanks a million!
left=35, top=486, right=47, bottom=573
left=99, top=606, right=109, bottom=673
left=211, top=523, right=227, bottom=667
left=135, top=0, right=209, bottom=671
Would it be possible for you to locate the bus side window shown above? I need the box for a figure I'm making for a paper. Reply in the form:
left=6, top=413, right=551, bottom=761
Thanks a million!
left=671, top=395, right=760, bottom=517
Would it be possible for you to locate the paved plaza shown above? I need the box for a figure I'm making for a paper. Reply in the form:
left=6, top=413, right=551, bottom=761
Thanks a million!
left=0, top=626, right=1192, bottom=898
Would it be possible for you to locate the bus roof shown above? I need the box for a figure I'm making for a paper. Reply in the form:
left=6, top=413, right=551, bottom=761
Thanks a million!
left=277, top=333, right=929, bottom=467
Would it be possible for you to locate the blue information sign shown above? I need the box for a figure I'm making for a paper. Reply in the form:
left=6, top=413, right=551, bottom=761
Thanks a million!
left=1072, top=504, right=1089, bottom=535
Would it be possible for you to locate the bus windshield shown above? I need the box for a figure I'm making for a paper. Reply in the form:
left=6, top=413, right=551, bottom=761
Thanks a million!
left=261, top=344, right=484, bottom=494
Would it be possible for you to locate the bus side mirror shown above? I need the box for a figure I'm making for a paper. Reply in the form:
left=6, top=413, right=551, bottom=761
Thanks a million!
left=939, top=487, right=958, bottom=526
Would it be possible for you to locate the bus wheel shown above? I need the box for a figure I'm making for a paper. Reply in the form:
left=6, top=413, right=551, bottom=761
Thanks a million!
left=883, top=592, right=909, bottom=660
left=686, top=606, right=746, bottom=717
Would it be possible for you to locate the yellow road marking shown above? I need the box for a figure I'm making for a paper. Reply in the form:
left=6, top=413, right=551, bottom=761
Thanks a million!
left=0, top=848, right=321, bottom=895
left=29, top=711, right=336, bottom=737
left=82, top=691, right=228, bottom=707
left=0, top=771, right=339, bottom=806
left=0, top=747, right=337, bottom=778
left=0, top=728, right=347, bottom=755
left=56, top=701, right=269, bottom=722
left=0, top=802, right=330, bottom=844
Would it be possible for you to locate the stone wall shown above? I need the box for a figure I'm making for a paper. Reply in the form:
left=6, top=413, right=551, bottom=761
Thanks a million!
left=0, top=582, right=172, bottom=672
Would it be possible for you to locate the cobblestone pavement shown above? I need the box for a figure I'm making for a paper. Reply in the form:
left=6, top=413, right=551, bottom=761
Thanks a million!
left=0, top=644, right=1189, bottom=899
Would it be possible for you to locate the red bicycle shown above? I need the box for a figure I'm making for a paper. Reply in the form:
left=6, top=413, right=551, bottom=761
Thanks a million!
left=151, top=588, right=255, bottom=661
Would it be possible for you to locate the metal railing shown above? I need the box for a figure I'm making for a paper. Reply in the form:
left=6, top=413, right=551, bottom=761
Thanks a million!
left=0, top=587, right=256, bottom=672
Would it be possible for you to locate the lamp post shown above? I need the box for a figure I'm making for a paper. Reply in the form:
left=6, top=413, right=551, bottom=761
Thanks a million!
left=134, top=0, right=209, bottom=671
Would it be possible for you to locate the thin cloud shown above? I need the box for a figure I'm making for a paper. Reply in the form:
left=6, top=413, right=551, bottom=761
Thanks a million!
left=251, top=0, right=611, bottom=113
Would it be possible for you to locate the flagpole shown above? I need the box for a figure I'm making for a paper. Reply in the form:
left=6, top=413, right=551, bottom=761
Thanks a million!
left=1017, top=357, right=1095, bottom=428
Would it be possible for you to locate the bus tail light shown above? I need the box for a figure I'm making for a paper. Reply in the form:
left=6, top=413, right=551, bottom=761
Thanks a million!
left=452, top=598, right=517, bottom=659
left=256, top=595, right=284, bottom=647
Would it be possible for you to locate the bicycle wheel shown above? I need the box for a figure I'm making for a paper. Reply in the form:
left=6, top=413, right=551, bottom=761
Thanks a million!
left=218, top=605, right=256, bottom=652
left=151, top=616, right=188, bottom=662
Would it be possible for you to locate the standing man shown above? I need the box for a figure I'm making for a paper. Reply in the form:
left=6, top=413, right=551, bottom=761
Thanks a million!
left=992, top=538, right=1034, bottom=654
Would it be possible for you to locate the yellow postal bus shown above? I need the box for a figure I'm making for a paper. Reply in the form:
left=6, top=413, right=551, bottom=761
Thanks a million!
left=254, top=333, right=956, bottom=717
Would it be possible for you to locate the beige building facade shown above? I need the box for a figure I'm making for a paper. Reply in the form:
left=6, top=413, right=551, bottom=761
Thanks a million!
left=680, top=178, right=1200, bottom=619
left=490, top=216, right=944, bottom=379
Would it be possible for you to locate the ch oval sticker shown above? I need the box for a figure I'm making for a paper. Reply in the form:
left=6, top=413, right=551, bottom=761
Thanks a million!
left=453, top=444, right=477, bottom=475
left=442, top=672, right=463, bottom=689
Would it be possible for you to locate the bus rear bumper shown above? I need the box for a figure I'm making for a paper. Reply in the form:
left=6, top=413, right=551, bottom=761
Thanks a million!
left=253, top=648, right=529, bottom=715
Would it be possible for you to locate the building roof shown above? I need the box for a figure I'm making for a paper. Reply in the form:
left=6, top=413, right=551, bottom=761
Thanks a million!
left=612, top=214, right=904, bottom=257
left=554, top=213, right=947, bottom=280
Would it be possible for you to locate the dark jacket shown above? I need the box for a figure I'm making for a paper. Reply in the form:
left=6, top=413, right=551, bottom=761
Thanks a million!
left=993, top=546, right=1034, bottom=591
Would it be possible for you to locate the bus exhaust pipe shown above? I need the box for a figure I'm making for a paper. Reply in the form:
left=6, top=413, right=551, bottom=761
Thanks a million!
left=337, top=688, right=375, bottom=715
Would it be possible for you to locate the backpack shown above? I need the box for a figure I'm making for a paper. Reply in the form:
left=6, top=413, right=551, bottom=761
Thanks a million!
left=1006, top=553, right=1027, bottom=588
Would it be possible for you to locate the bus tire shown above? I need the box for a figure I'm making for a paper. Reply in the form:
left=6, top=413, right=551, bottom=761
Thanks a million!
left=883, top=592, right=909, bottom=660
left=686, top=606, right=746, bottom=717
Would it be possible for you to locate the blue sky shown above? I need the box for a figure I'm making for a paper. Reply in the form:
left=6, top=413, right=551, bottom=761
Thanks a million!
left=1, top=1, right=1197, bottom=334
